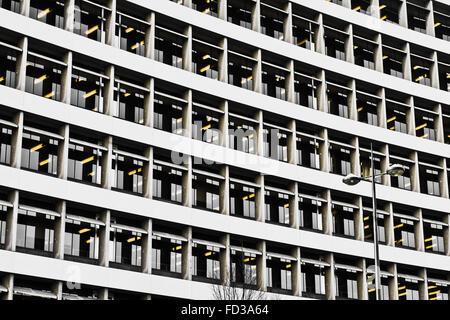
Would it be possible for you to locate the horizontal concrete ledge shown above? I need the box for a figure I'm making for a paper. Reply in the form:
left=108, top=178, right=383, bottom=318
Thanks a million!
left=1, top=165, right=449, bottom=271
left=0, top=250, right=306, bottom=300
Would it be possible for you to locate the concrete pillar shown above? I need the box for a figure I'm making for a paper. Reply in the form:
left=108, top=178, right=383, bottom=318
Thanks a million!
left=143, top=147, right=153, bottom=199
left=315, top=14, right=326, bottom=55
left=1, top=274, right=14, bottom=300
left=426, top=1, right=436, bottom=37
left=291, top=247, right=302, bottom=296
left=403, top=43, right=412, bottom=81
left=410, top=151, right=421, bottom=193
left=351, top=136, right=361, bottom=176
left=385, top=203, right=396, bottom=247
left=284, top=3, right=293, bottom=44
left=103, top=65, right=115, bottom=116
left=15, top=37, right=28, bottom=92
left=142, top=218, right=153, bottom=274
left=414, top=209, right=424, bottom=252
left=345, top=24, right=355, bottom=64
left=52, top=281, right=63, bottom=300
left=430, top=51, right=440, bottom=90
left=444, top=214, right=449, bottom=256
left=322, top=189, right=333, bottom=236
left=286, top=60, right=296, bottom=104
left=342, top=0, right=351, bottom=8
left=439, top=159, right=449, bottom=199
left=419, top=268, right=428, bottom=300
left=377, top=88, right=387, bottom=129
left=11, top=111, right=24, bottom=169
left=253, top=49, right=263, bottom=94
left=220, top=234, right=231, bottom=285
left=434, top=104, right=445, bottom=144
left=399, top=0, right=408, bottom=29
left=61, top=52, right=73, bottom=105
left=406, top=96, right=416, bottom=136
left=98, top=288, right=109, bottom=300
left=57, top=124, right=70, bottom=180
left=182, top=156, right=192, bottom=207
left=370, top=0, right=381, bottom=19
left=380, top=144, right=391, bottom=186
left=354, top=196, right=365, bottom=241
left=256, top=240, right=266, bottom=292
left=289, top=182, right=299, bottom=229
left=144, top=78, right=154, bottom=127
left=64, top=0, right=75, bottom=32
left=219, top=100, right=229, bottom=148
left=319, top=128, right=330, bottom=173
left=101, top=136, right=113, bottom=190
left=145, top=12, right=156, bottom=60
left=183, top=90, right=193, bottom=139
left=5, top=191, right=19, bottom=252
left=255, top=174, right=265, bottom=223
left=348, top=79, right=358, bottom=121
left=182, top=26, right=192, bottom=73
left=54, top=200, right=66, bottom=260
left=218, top=0, right=227, bottom=21
left=105, top=0, right=117, bottom=46
left=98, top=210, right=111, bottom=267
left=256, top=110, right=264, bottom=157
left=358, top=258, right=368, bottom=300
left=325, top=253, right=336, bottom=300
left=374, top=34, right=384, bottom=73
left=218, top=38, right=228, bottom=83
left=183, top=0, right=192, bottom=8
left=287, top=119, right=297, bottom=165
left=19, top=0, right=30, bottom=16
left=388, top=263, right=399, bottom=300
left=251, top=0, right=261, bottom=33
left=220, top=165, right=230, bottom=215
left=317, top=70, right=328, bottom=113
left=182, top=226, right=192, bottom=281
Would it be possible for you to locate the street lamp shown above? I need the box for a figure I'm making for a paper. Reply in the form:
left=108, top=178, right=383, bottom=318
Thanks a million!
left=342, top=142, right=404, bottom=300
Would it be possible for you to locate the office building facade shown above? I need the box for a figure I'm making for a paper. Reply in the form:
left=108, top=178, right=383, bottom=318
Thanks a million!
left=0, top=0, right=449, bottom=300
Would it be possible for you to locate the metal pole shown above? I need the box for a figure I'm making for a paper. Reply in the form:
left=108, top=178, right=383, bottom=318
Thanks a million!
left=371, top=141, right=381, bottom=300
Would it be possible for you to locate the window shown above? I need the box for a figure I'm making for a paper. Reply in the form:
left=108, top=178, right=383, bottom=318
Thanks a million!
left=64, top=218, right=100, bottom=260
left=110, top=226, right=142, bottom=268
left=16, top=207, right=55, bottom=253
left=21, top=131, right=59, bottom=176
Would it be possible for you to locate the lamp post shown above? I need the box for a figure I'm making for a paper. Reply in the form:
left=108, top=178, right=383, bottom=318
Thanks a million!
left=342, top=142, right=404, bottom=300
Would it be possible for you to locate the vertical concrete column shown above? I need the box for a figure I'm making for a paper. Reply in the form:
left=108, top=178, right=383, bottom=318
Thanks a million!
left=351, top=136, right=361, bottom=176
left=57, top=124, right=70, bottom=180
left=287, top=119, right=297, bottom=165
left=106, top=0, right=117, bottom=46
left=284, top=2, right=293, bottom=44
left=358, top=258, right=368, bottom=300
left=11, top=111, right=24, bottom=169
left=388, top=263, right=399, bottom=300
left=52, top=282, right=63, bottom=300
left=251, top=0, right=261, bottom=33
left=319, top=128, right=330, bottom=173
left=380, top=144, right=391, bottom=186
left=19, top=0, right=30, bottom=16
left=2, top=274, right=14, bottom=300
left=286, top=60, right=295, bottom=104
left=98, top=210, right=111, bottom=267
left=370, top=0, right=380, bottom=19
left=220, top=165, right=230, bottom=215
left=342, top=0, right=351, bottom=8
left=182, top=226, right=192, bottom=281
left=143, top=147, right=153, bottom=199
left=345, top=24, right=355, bottom=64
left=141, top=218, right=153, bottom=274
left=255, top=174, right=265, bottom=223
left=289, top=182, right=299, bottom=229
left=348, top=79, right=358, bottom=121
left=253, top=49, right=263, bottom=94
left=374, top=34, right=384, bottom=73
left=426, top=1, right=436, bottom=37
left=145, top=12, right=156, bottom=60
left=15, top=37, right=28, bottom=92
left=434, top=104, right=445, bottom=144
left=315, top=14, right=326, bottom=55
left=101, top=135, right=113, bottom=190
left=5, top=190, right=19, bottom=252
left=98, top=288, right=109, bottom=300
left=218, top=0, right=227, bottom=21
left=406, top=96, right=416, bottom=136
left=419, top=268, right=428, bottom=300
left=439, top=159, right=449, bottom=199
left=385, top=202, right=396, bottom=247
left=317, top=70, right=328, bottom=113
left=410, top=151, right=421, bottom=193
left=183, top=89, right=193, bottom=139
left=322, top=189, right=333, bottom=236
left=403, top=43, right=412, bottom=81
left=291, top=247, right=302, bottom=296
left=219, top=100, right=229, bottom=148
left=103, top=65, right=115, bottom=117
left=256, top=110, right=264, bottom=157
left=220, top=234, right=231, bottom=285
left=430, top=51, right=440, bottom=90
left=325, top=253, right=336, bottom=300
left=182, top=156, right=193, bottom=207
left=61, top=52, right=73, bottom=105
left=444, top=214, right=449, bottom=256
left=54, top=200, right=66, bottom=260
left=144, top=78, right=154, bottom=128
left=183, top=0, right=192, bottom=8
left=183, top=26, right=193, bottom=73
left=377, top=88, right=387, bottom=129
left=354, top=196, right=365, bottom=242
left=218, top=38, right=228, bottom=83
left=256, top=240, right=266, bottom=292
left=399, top=0, right=408, bottom=28
left=414, top=209, right=424, bottom=252
left=64, top=0, right=75, bottom=32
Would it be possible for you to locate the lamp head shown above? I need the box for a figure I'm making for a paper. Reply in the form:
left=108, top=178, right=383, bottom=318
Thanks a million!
left=343, top=174, right=362, bottom=186
left=387, top=164, right=405, bottom=177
